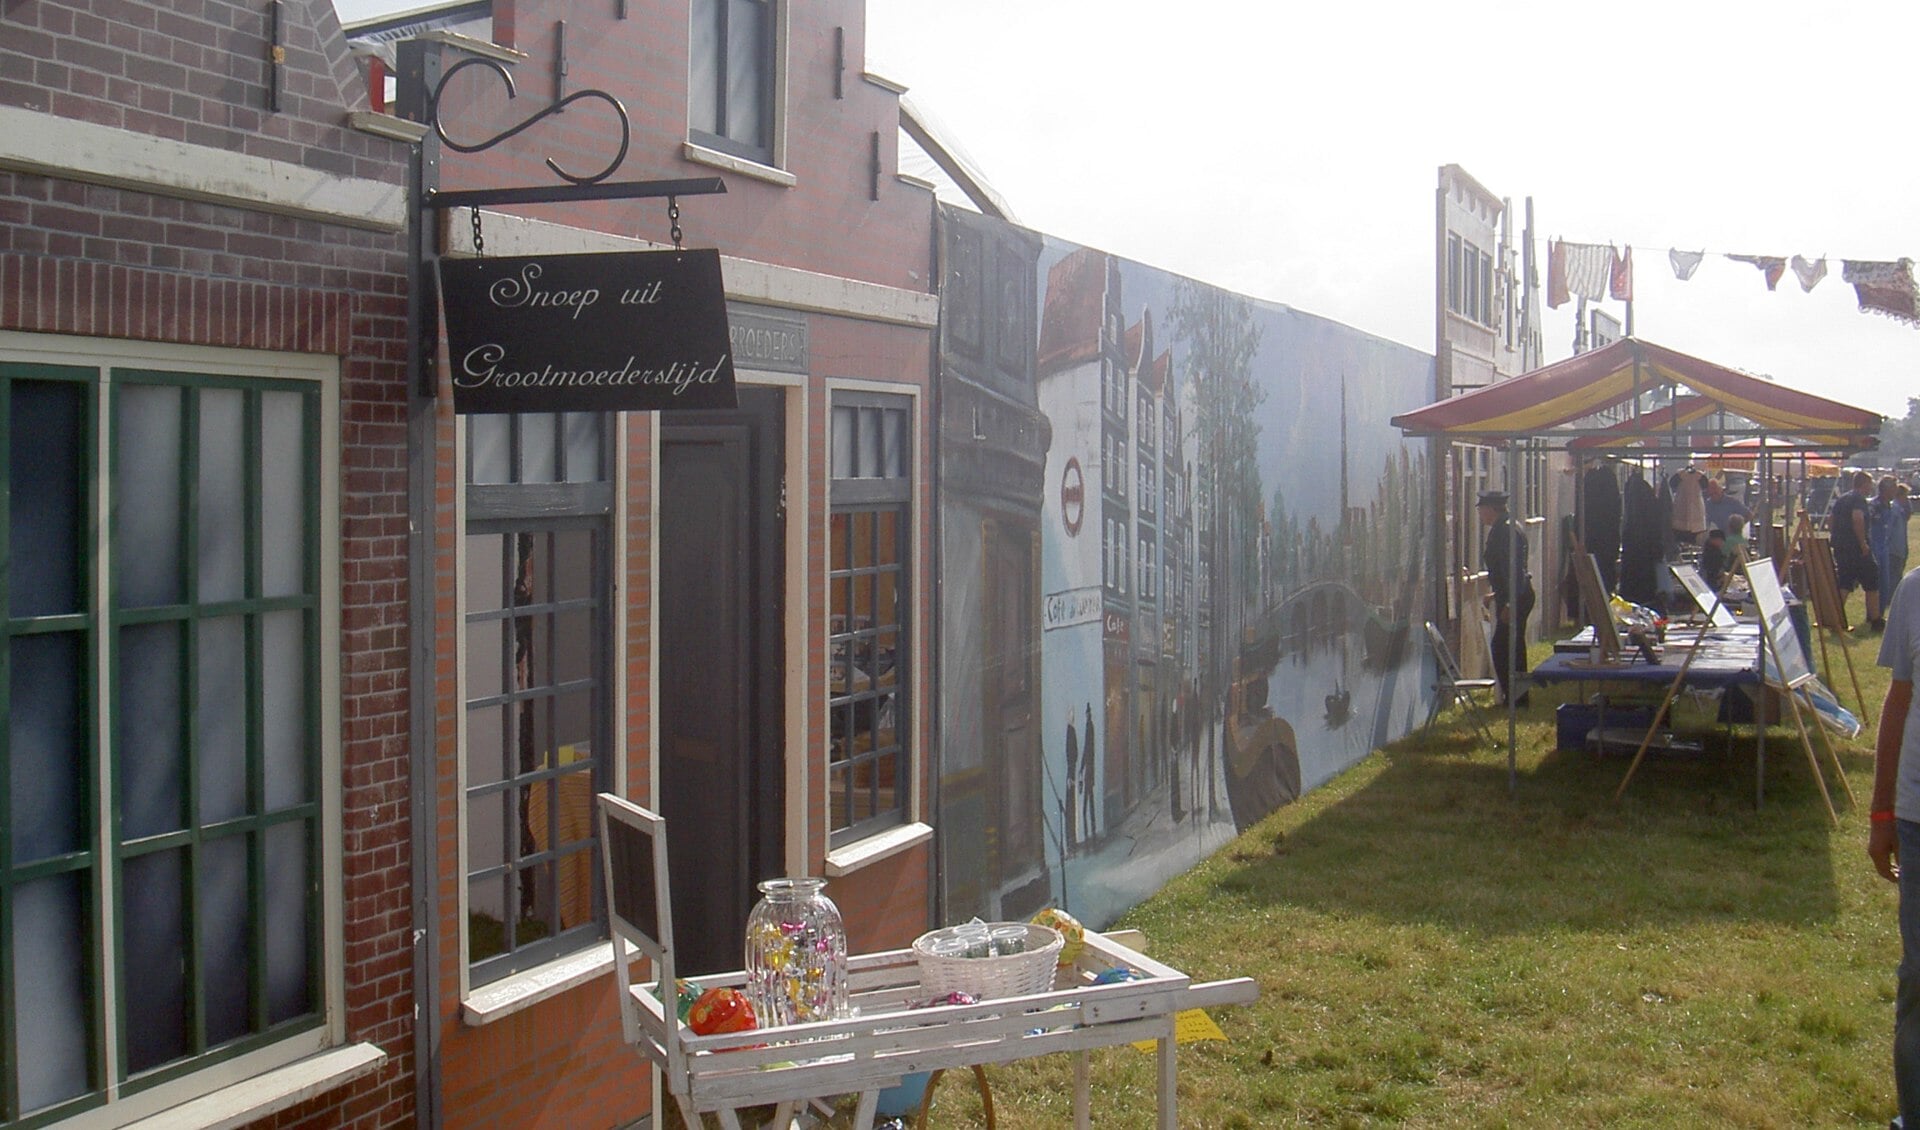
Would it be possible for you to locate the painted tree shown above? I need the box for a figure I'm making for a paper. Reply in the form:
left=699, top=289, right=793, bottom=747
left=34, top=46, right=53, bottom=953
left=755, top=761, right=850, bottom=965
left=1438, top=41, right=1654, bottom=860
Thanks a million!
left=1166, top=279, right=1265, bottom=636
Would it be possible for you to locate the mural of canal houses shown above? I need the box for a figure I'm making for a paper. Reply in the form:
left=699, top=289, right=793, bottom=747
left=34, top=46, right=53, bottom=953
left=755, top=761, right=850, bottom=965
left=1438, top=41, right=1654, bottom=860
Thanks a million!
left=936, top=205, right=1438, bottom=928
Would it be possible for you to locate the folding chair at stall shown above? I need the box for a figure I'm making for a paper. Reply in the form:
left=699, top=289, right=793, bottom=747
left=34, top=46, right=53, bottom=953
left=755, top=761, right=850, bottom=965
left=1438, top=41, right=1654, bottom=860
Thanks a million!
left=1422, top=620, right=1499, bottom=744
left=596, top=794, right=862, bottom=1130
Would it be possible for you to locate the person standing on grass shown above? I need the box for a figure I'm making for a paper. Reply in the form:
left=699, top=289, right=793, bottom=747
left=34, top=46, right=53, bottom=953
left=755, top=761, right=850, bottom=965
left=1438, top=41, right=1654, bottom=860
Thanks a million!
left=1869, top=563, right=1920, bottom=1129
left=1478, top=489, right=1533, bottom=708
left=1874, top=475, right=1911, bottom=608
left=1834, top=469, right=1885, bottom=631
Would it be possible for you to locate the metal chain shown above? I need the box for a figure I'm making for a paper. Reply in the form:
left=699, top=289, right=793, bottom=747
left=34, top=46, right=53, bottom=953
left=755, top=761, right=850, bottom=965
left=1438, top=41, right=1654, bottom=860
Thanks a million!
left=668, top=197, right=682, bottom=249
left=470, top=206, right=485, bottom=257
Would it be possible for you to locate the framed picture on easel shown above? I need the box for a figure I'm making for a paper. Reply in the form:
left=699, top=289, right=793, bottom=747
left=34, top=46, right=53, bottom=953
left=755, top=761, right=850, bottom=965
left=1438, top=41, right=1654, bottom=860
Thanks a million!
left=1670, top=562, right=1737, bottom=628
left=1574, top=552, right=1623, bottom=663
left=1744, top=556, right=1814, bottom=691
left=1797, top=529, right=1850, bottom=633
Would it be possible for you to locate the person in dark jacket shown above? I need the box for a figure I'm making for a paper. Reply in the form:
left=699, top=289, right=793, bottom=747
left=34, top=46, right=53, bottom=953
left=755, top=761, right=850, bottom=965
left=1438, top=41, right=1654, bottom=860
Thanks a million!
left=1479, top=490, right=1535, bottom=707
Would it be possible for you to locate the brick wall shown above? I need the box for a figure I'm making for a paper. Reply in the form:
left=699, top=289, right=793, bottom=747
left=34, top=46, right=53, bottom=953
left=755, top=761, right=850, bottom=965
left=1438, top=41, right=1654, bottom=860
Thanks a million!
left=1, top=0, right=418, bottom=1126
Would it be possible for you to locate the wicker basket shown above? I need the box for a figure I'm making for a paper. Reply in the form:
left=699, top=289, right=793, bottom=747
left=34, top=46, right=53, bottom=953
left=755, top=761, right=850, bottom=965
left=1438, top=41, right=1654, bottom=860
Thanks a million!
left=913, top=923, right=1064, bottom=1001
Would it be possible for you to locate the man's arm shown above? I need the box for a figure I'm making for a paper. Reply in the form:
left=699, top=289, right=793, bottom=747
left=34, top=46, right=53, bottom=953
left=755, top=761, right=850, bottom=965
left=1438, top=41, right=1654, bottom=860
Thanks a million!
left=1854, top=504, right=1873, bottom=555
left=1870, top=677, right=1912, bottom=882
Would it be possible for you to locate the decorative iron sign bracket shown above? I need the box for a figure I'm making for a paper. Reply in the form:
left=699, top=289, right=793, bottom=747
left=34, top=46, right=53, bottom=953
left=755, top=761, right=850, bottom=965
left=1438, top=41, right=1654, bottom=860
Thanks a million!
left=402, top=43, right=730, bottom=398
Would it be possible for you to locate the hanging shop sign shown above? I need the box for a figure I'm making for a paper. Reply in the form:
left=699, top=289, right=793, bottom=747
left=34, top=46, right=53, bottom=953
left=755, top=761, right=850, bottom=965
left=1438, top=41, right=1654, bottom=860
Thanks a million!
left=439, top=249, right=737, bottom=414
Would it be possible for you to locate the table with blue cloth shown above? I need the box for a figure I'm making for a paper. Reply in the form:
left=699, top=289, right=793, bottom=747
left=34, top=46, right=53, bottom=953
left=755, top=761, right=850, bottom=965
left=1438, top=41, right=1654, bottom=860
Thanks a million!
left=1528, top=623, right=1790, bottom=806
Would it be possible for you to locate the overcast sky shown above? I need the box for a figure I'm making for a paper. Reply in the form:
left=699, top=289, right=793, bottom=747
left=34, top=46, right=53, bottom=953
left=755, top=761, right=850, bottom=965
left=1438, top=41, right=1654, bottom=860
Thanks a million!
left=863, top=1, right=1920, bottom=421
left=333, top=1, right=1920, bottom=420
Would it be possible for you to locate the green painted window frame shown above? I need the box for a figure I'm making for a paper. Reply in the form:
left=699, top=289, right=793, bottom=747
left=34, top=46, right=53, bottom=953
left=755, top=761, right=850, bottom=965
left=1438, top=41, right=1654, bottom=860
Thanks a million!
left=0, top=360, right=326, bottom=1127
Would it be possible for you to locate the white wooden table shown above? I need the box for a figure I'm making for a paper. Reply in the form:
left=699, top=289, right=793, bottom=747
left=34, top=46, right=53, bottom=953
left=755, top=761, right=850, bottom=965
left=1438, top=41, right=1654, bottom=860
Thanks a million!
left=627, top=929, right=1258, bottom=1129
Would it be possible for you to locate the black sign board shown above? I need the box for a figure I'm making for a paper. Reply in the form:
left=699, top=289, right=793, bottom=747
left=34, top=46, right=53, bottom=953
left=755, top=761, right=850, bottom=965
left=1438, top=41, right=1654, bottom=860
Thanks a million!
left=440, top=249, right=738, bottom=414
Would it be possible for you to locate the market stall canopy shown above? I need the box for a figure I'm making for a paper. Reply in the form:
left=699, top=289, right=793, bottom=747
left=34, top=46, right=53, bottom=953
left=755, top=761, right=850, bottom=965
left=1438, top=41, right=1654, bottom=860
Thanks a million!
left=1391, top=337, right=1882, bottom=451
left=1701, top=435, right=1842, bottom=474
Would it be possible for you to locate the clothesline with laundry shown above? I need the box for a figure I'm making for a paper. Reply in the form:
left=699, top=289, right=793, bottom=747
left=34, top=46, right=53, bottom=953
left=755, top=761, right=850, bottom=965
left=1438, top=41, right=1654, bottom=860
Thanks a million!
left=1546, top=239, right=1919, bottom=328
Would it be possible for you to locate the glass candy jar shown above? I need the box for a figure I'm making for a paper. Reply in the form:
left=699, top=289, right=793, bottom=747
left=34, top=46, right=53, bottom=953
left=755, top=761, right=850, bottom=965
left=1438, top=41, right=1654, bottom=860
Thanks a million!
left=743, top=877, right=848, bottom=1026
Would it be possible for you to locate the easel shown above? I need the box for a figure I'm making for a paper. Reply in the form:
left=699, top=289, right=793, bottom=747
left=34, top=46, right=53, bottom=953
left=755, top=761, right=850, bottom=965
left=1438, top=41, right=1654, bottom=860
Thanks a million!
left=1614, top=556, right=1850, bottom=822
left=1791, top=515, right=1869, bottom=723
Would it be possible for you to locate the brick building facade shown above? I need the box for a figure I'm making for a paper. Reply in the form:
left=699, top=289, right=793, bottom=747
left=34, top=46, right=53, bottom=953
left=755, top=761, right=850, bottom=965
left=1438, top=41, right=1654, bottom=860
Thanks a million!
left=0, top=0, right=938, bottom=1125
left=406, top=3, right=938, bottom=1125
left=1, top=1, right=417, bottom=1128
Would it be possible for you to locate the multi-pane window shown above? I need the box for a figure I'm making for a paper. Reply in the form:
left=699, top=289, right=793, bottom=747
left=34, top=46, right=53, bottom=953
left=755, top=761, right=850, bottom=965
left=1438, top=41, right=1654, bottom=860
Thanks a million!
left=464, top=413, right=611, bottom=983
left=1447, top=233, right=1462, bottom=315
left=828, top=393, right=912, bottom=846
left=0, top=354, right=330, bottom=1124
left=690, top=0, right=777, bottom=164
left=1105, top=517, right=1121, bottom=590
left=1139, top=537, right=1156, bottom=600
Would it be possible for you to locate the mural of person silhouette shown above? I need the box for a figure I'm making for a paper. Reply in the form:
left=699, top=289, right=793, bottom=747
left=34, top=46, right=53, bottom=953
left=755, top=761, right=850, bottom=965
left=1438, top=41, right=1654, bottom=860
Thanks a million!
left=1063, top=709, right=1080, bottom=850
left=1082, top=703, right=1098, bottom=845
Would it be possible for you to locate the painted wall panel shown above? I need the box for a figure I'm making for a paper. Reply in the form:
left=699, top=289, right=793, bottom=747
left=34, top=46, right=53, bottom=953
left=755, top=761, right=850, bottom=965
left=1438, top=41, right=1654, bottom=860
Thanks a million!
left=937, top=206, right=1438, bottom=928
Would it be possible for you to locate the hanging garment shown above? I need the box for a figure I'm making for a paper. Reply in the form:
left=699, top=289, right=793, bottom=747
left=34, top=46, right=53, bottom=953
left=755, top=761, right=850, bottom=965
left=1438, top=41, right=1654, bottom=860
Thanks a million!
left=1842, top=259, right=1920, bottom=327
left=1562, top=242, right=1611, bottom=302
left=1726, top=254, right=1787, bottom=291
left=1548, top=240, right=1569, bottom=308
left=1609, top=245, right=1633, bottom=301
left=1669, top=248, right=1706, bottom=280
left=1617, top=470, right=1664, bottom=608
left=1670, top=467, right=1706, bottom=538
left=1581, top=463, right=1623, bottom=594
left=1789, top=254, right=1828, bottom=293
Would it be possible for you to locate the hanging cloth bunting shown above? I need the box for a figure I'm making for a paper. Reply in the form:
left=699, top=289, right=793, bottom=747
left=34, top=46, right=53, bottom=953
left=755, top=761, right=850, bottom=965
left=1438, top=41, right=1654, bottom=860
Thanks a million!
left=1548, top=239, right=1569, bottom=308
left=1669, top=248, right=1706, bottom=280
left=1560, top=242, right=1610, bottom=302
left=1726, top=253, right=1787, bottom=291
left=1789, top=254, right=1828, bottom=292
left=1609, top=245, right=1633, bottom=301
left=1842, top=258, right=1920, bottom=327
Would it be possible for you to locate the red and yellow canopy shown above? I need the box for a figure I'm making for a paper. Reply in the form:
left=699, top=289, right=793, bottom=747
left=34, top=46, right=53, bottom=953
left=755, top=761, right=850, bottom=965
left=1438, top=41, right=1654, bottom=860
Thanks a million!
left=1391, top=338, right=1881, bottom=450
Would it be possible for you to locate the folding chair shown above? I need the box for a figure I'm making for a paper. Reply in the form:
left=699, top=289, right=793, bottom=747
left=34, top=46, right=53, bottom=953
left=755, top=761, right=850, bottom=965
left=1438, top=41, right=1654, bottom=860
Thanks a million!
left=1422, top=620, right=1499, bottom=744
left=597, top=794, right=843, bottom=1130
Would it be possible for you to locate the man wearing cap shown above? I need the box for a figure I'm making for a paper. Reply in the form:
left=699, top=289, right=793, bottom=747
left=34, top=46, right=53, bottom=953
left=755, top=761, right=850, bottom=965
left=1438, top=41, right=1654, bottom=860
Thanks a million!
left=1478, top=489, right=1534, bottom=707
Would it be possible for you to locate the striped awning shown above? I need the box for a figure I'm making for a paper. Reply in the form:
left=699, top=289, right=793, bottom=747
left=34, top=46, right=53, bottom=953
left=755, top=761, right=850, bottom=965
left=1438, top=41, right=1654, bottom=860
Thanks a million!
left=1391, top=338, right=1882, bottom=450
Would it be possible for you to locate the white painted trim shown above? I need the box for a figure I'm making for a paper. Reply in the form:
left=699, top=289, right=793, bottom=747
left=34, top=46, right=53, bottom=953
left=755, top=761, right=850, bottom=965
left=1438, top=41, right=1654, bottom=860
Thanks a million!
left=823, top=822, right=932, bottom=877
left=460, top=941, right=622, bottom=1026
left=347, top=111, right=430, bottom=144
left=861, top=72, right=908, bottom=95
left=0, top=106, right=407, bottom=233
left=117, top=1044, right=386, bottom=1130
left=681, top=141, right=797, bottom=188
left=762, top=373, right=810, bottom=877
left=613, top=414, right=631, bottom=798
left=439, top=213, right=939, bottom=329
left=820, top=379, right=928, bottom=847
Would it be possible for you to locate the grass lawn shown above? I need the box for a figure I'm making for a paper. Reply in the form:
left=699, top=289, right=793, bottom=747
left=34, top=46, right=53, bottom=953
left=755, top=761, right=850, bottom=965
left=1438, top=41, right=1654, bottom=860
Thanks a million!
left=919, top=588, right=1908, bottom=1128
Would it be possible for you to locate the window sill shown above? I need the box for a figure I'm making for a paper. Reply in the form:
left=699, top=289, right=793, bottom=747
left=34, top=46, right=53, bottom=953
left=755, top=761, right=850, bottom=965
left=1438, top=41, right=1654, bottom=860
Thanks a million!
left=120, top=1043, right=386, bottom=1130
left=824, top=822, right=932, bottom=877
left=682, top=141, right=797, bottom=188
left=462, top=941, right=627, bottom=1027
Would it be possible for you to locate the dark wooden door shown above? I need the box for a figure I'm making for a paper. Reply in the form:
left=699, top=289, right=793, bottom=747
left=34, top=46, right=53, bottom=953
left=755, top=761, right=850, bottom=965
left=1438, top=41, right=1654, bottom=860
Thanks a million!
left=658, top=387, right=785, bottom=975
